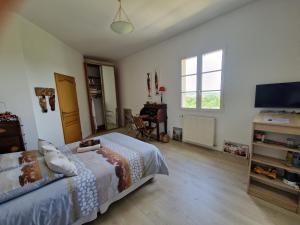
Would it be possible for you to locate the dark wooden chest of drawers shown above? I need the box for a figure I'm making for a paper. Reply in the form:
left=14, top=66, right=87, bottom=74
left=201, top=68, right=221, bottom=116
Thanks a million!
left=0, top=121, right=25, bottom=154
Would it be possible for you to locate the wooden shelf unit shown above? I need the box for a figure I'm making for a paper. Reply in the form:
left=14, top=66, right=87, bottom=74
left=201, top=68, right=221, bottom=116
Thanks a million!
left=248, top=113, right=300, bottom=213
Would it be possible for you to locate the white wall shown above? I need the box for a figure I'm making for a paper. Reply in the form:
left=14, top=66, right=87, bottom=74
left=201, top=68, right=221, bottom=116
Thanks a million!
left=0, top=14, right=91, bottom=148
left=18, top=16, right=91, bottom=146
left=118, top=0, right=300, bottom=151
left=0, top=16, right=38, bottom=149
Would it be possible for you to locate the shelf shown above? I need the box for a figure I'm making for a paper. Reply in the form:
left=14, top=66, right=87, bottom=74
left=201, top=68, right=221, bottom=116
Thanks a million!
left=252, top=154, right=300, bottom=174
left=254, top=122, right=300, bottom=136
left=250, top=172, right=300, bottom=194
left=253, top=141, right=300, bottom=153
left=248, top=181, right=298, bottom=213
left=250, top=113, right=300, bottom=213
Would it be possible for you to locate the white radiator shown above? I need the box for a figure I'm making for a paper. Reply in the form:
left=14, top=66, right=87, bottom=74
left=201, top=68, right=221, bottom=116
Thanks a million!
left=182, top=115, right=216, bottom=147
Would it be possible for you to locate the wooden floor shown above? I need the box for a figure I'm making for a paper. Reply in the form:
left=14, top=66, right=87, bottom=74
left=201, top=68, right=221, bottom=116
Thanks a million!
left=87, top=132, right=300, bottom=225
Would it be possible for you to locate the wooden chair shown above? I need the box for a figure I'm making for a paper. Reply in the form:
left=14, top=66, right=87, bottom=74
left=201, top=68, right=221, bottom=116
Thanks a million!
left=132, top=116, right=156, bottom=140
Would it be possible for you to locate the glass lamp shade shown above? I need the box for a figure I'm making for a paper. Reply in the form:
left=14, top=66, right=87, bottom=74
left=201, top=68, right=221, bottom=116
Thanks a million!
left=111, top=21, right=134, bottom=34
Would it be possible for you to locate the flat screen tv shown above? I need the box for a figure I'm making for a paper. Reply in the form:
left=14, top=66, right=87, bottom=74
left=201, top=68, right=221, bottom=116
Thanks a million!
left=255, top=82, right=300, bottom=108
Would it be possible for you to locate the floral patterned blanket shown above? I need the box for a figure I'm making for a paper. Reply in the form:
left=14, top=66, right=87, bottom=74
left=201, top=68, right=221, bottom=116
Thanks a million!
left=0, top=151, right=63, bottom=204
left=0, top=148, right=98, bottom=225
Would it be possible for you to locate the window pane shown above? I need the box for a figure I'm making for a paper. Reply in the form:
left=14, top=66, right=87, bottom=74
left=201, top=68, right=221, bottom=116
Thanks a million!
left=202, top=50, right=223, bottom=72
left=181, top=92, right=197, bottom=108
left=202, top=71, right=221, bottom=91
left=181, top=75, right=197, bottom=92
left=201, top=91, right=221, bottom=109
left=182, top=57, right=197, bottom=75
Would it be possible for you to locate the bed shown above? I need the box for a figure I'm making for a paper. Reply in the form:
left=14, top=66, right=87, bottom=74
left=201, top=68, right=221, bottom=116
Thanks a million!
left=0, top=132, right=169, bottom=225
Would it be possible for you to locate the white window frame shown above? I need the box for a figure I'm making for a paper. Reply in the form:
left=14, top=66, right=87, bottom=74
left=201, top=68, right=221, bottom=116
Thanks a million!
left=180, top=56, right=198, bottom=109
left=180, top=49, right=224, bottom=111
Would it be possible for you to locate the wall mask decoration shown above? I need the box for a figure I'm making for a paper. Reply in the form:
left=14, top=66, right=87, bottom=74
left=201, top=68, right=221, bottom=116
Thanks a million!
left=39, top=95, right=48, bottom=113
left=34, top=87, right=55, bottom=113
left=146, top=73, right=151, bottom=97
left=49, top=93, right=55, bottom=111
left=155, top=70, right=159, bottom=95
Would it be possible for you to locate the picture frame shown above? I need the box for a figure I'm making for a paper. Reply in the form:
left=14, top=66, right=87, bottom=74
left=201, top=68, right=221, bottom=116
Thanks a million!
left=223, top=141, right=249, bottom=159
left=173, top=127, right=182, bottom=142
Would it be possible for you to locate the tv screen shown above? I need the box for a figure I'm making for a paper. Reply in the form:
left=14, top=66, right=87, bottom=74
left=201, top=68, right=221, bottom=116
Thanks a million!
left=255, top=82, right=300, bottom=108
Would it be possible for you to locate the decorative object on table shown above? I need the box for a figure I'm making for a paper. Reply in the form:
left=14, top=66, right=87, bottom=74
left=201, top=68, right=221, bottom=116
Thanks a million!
left=253, top=166, right=277, bottom=179
left=110, top=0, right=134, bottom=34
left=292, top=152, right=300, bottom=168
left=254, top=131, right=265, bottom=142
left=159, top=86, right=166, bottom=104
left=159, top=132, right=170, bottom=143
left=155, top=70, right=159, bottom=95
left=286, top=138, right=296, bottom=148
left=0, top=112, right=18, bottom=122
left=49, top=93, right=55, bottom=111
left=172, top=127, right=182, bottom=142
left=223, top=141, right=249, bottom=159
left=286, top=151, right=294, bottom=167
left=146, top=73, right=151, bottom=97
left=35, top=87, right=55, bottom=113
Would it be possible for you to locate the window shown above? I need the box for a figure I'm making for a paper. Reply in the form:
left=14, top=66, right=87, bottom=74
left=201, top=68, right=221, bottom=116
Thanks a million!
left=181, top=57, right=197, bottom=109
left=181, top=50, right=223, bottom=110
left=201, top=50, right=223, bottom=109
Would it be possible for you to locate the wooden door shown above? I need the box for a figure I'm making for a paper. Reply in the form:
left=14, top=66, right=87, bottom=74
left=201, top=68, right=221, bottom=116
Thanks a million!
left=55, top=73, right=82, bottom=144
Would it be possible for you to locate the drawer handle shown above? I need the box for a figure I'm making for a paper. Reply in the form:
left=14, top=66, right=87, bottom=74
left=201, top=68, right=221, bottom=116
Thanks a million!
left=0, top=128, right=6, bottom=134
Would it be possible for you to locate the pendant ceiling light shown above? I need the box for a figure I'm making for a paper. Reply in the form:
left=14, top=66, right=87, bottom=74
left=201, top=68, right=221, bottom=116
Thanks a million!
left=111, top=0, right=134, bottom=34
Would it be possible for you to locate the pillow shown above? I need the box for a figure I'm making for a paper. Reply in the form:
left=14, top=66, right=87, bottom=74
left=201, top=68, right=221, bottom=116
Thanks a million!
left=44, top=151, right=77, bottom=176
left=38, top=139, right=58, bottom=155
left=42, top=144, right=60, bottom=154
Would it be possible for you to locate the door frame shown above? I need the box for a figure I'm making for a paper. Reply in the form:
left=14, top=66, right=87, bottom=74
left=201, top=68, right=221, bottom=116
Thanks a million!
left=54, top=72, right=82, bottom=143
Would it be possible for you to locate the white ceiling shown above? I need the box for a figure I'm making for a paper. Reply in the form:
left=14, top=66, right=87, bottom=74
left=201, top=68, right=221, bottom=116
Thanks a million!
left=18, top=0, right=255, bottom=60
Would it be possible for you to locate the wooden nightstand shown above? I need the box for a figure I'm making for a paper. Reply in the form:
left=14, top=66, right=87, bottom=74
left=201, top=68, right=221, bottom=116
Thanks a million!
left=0, top=120, right=25, bottom=154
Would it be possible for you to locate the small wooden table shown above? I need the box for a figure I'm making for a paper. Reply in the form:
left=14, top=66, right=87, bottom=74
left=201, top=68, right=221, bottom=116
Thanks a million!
left=0, top=120, right=25, bottom=154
